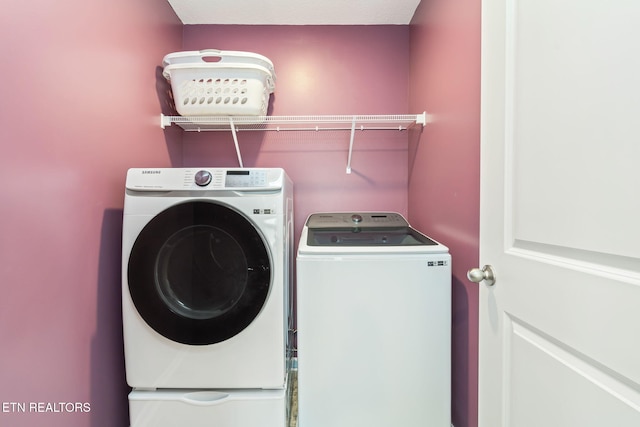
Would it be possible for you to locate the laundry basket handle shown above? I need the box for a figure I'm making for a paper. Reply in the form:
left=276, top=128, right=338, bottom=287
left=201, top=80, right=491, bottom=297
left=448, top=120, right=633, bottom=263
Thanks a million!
left=199, top=49, right=224, bottom=63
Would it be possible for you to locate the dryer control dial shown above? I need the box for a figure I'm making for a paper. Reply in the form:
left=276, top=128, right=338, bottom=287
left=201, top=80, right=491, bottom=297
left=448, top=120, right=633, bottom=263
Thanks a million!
left=194, top=170, right=212, bottom=187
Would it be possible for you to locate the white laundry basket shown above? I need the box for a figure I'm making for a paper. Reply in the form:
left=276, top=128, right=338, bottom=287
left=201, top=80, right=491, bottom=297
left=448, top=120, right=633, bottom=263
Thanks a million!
left=163, top=49, right=276, bottom=117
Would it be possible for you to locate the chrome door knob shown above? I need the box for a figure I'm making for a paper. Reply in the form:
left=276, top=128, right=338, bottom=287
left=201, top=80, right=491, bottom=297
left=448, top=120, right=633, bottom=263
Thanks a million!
left=467, top=265, right=496, bottom=286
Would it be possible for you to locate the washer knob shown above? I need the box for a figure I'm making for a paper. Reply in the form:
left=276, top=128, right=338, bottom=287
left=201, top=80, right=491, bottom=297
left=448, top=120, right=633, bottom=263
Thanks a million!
left=194, top=170, right=212, bottom=187
left=351, top=214, right=363, bottom=223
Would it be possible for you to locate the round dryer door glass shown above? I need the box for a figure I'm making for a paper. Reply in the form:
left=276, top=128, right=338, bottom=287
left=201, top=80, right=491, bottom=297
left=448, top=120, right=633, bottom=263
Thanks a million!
left=127, top=201, right=272, bottom=345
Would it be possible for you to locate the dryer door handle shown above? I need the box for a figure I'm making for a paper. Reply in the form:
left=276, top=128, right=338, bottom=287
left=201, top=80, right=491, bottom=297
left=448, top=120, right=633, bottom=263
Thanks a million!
left=181, top=391, right=231, bottom=406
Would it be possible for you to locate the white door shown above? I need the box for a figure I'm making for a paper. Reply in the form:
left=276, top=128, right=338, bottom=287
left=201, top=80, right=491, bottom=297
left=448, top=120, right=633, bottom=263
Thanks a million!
left=478, top=0, right=640, bottom=425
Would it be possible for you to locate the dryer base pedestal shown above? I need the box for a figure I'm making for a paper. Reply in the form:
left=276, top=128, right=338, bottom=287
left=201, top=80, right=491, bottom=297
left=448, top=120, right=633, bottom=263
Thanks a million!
left=129, top=385, right=290, bottom=427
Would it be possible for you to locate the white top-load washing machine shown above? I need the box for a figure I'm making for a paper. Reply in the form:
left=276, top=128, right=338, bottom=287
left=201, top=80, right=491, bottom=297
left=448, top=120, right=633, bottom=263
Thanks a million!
left=297, top=212, right=451, bottom=427
left=122, top=168, right=294, bottom=390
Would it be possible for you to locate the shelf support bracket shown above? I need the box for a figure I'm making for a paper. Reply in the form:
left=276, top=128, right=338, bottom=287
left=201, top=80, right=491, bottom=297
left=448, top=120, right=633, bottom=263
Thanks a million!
left=346, top=116, right=357, bottom=174
left=229, top=117, right=244, bottom=168
left=160, top=114, right=172, bottom=129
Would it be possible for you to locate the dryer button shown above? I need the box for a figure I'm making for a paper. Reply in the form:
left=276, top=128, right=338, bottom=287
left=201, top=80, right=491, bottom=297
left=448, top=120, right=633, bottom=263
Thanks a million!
left=194, top=170, right=212, bottom=187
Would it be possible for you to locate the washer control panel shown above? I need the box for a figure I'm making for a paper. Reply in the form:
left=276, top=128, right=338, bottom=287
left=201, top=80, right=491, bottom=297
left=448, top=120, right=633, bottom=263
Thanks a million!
left=306, top=212, right=409, bottom=229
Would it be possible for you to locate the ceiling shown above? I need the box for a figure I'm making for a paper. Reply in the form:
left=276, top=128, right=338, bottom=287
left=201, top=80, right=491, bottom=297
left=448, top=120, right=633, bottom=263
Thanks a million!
left=167, top=0, right=422, bottom=25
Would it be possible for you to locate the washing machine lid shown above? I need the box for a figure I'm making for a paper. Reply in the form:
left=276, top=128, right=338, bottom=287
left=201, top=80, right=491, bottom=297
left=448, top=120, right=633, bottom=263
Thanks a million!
left=308, top=227, right=434, bottom=246
left=299, top=212, right=449, bottom=254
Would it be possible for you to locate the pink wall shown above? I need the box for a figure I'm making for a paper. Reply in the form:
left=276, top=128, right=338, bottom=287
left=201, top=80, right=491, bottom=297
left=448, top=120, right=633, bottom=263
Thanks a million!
left=0, top=1, right=182, bottom=426
left=0, top=5, right=480, bottom=426
left=181, top=26, right=411, bottom=237
left=408, top=1, right=481, bottom=427
left=182, top=23, right=481, bottom=427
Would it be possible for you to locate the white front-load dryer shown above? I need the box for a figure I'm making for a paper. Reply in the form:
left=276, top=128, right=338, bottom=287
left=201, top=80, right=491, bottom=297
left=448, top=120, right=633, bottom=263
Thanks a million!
left=122, top=168, right=294, bottom=390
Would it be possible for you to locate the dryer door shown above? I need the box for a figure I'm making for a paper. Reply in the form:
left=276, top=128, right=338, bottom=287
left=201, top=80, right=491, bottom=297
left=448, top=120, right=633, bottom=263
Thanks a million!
left=127, top=201, right=271, bottom=345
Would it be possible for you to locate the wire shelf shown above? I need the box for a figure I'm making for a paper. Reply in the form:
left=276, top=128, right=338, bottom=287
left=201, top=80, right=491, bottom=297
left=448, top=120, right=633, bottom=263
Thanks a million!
left=161, top=113, right=427, bottom=132
left=159, top=112, right=428, bottom=173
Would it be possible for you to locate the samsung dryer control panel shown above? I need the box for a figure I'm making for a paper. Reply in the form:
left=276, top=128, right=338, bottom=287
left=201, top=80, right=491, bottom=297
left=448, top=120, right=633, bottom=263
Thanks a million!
left=126, top=168, right=283, bottom=191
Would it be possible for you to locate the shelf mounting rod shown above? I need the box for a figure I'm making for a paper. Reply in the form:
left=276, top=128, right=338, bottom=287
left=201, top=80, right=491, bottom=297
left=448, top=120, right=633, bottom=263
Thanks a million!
left=229, top=117, right=244, bottom=168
